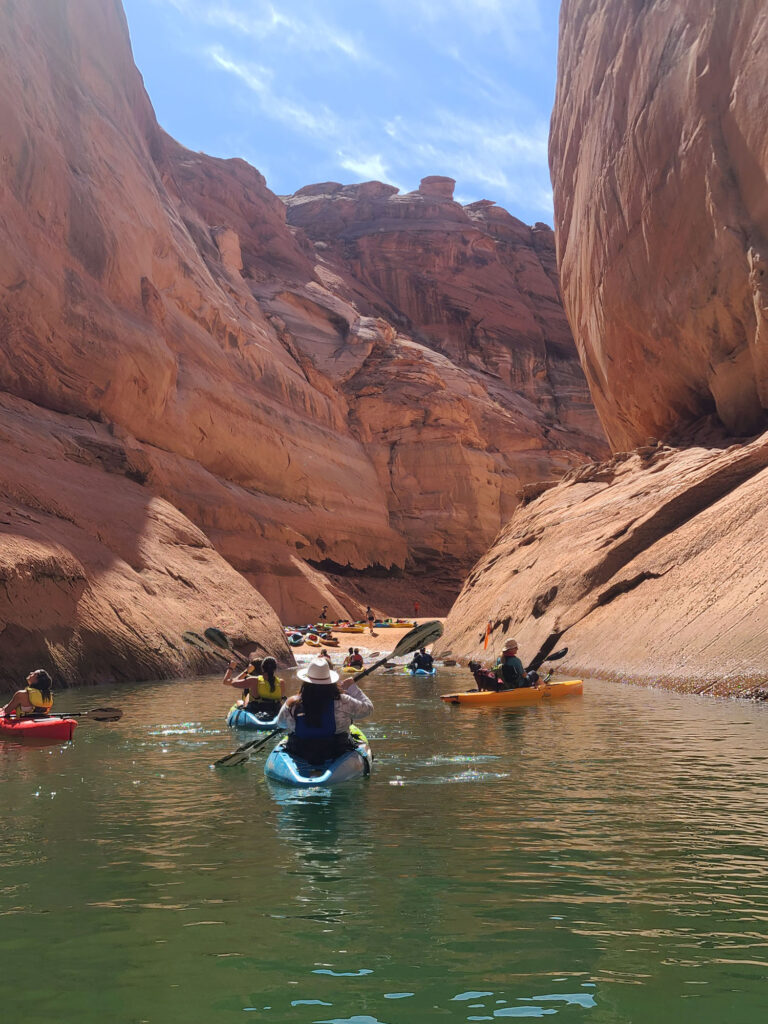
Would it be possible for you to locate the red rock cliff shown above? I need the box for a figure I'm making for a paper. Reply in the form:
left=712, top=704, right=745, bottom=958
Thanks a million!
left=0, top=0, right=605, bottom=686
left=550, top=0, right=768, bottom=450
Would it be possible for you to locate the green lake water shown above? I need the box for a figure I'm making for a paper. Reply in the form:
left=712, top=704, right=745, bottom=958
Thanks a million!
left=2, top=669, right=768, bottom=1023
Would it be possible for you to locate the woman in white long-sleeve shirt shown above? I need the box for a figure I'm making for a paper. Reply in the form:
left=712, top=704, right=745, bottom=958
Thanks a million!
left=276, top=657, right=373, bottom=764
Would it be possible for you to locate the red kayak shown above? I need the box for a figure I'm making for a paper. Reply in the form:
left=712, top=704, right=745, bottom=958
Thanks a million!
left=0, top=714, right=77, bottom=742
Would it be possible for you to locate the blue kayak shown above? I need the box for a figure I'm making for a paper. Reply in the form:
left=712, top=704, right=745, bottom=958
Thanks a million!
left=226, top=705, right=283, bottom=732
left=264, top=728, right=372, bottom=787
left=407, top=667, right=435, bottom=676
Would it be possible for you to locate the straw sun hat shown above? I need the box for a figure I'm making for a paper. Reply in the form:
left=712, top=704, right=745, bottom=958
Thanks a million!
left=296, top=657, right=340, bottom=685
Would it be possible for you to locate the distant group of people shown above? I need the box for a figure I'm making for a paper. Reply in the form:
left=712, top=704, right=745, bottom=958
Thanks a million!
left=343, top=648, right=364, bottom=669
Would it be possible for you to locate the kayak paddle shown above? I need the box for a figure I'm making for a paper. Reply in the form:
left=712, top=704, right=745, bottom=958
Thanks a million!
left=182, top=631, right=232, bottom=663
left=213, top=620, right=444, bottom=768
left=203, top=627, right=255, bottom=665
left=351, top=619, right=444, bottom=683
left=526, top=638, right=568, bottom=674
left=12, top=707, right=123, bottom=723
left=214, top=728, right=282, bottom=768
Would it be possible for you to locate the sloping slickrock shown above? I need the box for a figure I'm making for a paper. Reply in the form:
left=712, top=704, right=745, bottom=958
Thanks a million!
left=0, top=393, right=289, bottom=687
left=0, top=0, right=605, bottom=685
left=436, top=434, right=768, bottom=693
left=550, top=0, right=768, bottom=450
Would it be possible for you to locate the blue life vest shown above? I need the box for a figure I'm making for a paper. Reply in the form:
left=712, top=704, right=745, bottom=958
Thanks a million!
left=294, top=699, right=336, bottom=738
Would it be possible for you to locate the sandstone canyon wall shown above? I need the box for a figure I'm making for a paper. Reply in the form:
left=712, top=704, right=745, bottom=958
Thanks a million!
left=439, top=0, right=768, bottom=692
left=0, top=0, right=605, bottom=688
left=550, top=0, right=768, bottom=451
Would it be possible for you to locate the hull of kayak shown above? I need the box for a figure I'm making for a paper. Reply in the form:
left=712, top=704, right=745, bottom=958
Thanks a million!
left=342, top=665, right=363, bottom=674
left=0, top=715, right=77, bottom=742
left=265, top=733, right=372, bottom=787
left=441, top=680, right=583, bottom=707
left=226, top=706, right=283, bottom=731
left=407, top=668, right=435, bottom=676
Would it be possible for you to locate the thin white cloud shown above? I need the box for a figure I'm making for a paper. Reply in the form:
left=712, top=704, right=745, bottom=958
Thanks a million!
left=338, top=152, right=390, bottom=182
left=178, top=1, right=367, bottom=61
left=208, top=47, right=343, bottom=138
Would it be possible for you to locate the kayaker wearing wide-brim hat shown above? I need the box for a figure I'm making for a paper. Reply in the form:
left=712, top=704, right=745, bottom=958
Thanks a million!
left=497, top=639, right=538, bottom=690
left=275, top=657, right=373, bottom=765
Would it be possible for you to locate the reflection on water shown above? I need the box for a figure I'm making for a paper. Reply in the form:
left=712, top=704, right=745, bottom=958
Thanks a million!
left=2, top=671, right=768, bottom=1022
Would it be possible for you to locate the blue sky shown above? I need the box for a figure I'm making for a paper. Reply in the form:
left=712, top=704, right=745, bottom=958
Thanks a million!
left=122, top=0, right=561, bottom=224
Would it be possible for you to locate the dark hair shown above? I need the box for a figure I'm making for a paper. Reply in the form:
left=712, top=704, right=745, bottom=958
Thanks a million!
left=261, top=657, right=278, bottom=694
left=348, top=647, right=353, bottom=654
left=30, top=669, right=53, bottom=699
left=247, top=658, right=263, bottom=677
left=297, top=681, right=340, bottom=727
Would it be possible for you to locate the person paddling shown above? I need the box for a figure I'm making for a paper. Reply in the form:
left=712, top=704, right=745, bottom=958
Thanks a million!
left=409, top=647, right=434, bottom=673
left=2, top=669, right=55, bottom=718
left=223, top=654, right=283, bottom=717
left=275, top=657, right=372, bottom=765
left=349, top=648, right=364, bottom=669
left=496, top=639, right=538, bottom=690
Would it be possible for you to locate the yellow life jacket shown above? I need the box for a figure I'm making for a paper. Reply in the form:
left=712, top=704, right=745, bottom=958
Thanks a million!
left=24, top=686, right=54, bottom=715
left=247, top=675, right=281, bottom=703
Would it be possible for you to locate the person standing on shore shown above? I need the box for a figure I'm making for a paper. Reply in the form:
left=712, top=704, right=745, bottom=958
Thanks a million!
left=366, top=605, right=376, bottom=635
left=413, top=600, right=420, bottom=619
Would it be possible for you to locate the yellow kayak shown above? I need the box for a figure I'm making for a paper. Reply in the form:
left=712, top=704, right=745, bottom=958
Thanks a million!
left=440, top=680, right=583, bottom=707
left=335, top=625, right=365, bottom=634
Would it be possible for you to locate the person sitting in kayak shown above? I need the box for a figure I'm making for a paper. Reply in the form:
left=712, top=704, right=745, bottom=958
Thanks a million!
left=223, top=655, right=283, bottom=717
left=2, top=669, right=54, bottom=717
left=409, top=647, right=434, bottom=673
left=342, top=646, right=355, bottom=667
left=496, top=639, right=538, bottom=690
left=275, top=656, right=373, bottom=765
left=349, top=648, right=364, bottom=669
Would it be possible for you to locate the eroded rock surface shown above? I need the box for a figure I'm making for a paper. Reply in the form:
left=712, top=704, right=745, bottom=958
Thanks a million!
left=437, top=435, right=768, bottom=693
left=551, top=0, right=768, bottom=450
left=0, top=0, right=605, bottom=686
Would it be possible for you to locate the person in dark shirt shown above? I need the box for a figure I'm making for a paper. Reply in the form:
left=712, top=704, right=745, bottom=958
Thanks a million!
left=497, top=639, right=538, bottom=689
left=410, top=647, right=434, bottom=673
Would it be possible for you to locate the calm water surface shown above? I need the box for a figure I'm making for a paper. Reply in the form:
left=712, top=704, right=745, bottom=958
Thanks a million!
left=2, top=670, right=768, bottom=1023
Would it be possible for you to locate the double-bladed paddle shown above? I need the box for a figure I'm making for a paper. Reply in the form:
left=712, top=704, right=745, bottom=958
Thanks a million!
left=182, top=630, right=232, bottom=662
left=526, top=645, right=568, bottom=674
left=350, top=619, right=443, bottom=683
left=213, top=727, right=282, bottom=768
left=204, top=627, right=255, bottom=665
left=213, top=619, right=444, bottom=768
left=5, top=707, right=123, bottom=723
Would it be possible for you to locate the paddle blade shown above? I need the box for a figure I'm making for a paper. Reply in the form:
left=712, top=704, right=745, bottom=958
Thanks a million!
left=392, top=619, right=443, bottom=659
left=204, top=627, right=231, bottom=650
left=86, top=707, right=123, bottom=722
left=213, top=729, right=281, bottom=768
left=545, top=647, right=568, bottom=663
left=214, top=748, right=252, bottom=768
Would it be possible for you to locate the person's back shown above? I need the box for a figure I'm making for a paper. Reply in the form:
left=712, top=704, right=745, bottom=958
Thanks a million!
left=244, top=657, right=283, bottom=714
left=277, top=658, right=373, bottom=764
left=350, top=649, right=364, bottom=668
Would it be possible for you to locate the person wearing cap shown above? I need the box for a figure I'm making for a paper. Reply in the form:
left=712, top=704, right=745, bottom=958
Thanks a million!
left=496, top=639, right=537, bottom=689
left=275, top=657, right=373, bottom=765
left=408, top=647, right=434, bottom=673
